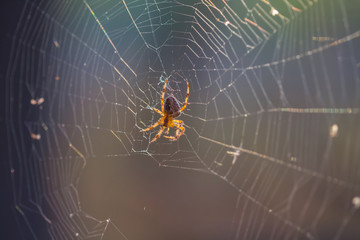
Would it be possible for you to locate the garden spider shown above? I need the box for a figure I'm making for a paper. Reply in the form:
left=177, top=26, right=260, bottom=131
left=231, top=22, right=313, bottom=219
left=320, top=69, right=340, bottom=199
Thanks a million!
left=141, top=77, right=189, bottom=143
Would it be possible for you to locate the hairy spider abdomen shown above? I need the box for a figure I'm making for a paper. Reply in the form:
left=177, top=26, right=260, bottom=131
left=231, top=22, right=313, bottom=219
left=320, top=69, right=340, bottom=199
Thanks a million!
left=164, top=96, right=181, bottom=118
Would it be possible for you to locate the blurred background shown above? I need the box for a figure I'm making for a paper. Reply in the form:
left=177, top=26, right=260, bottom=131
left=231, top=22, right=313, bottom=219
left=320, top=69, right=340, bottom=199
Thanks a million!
left=1, top=0, right=360, bottom=239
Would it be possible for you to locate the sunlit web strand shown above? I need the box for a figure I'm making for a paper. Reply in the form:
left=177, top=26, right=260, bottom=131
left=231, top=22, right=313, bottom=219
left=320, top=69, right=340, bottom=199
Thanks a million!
left=186, top=131, right=317, bottom=240
left=193, top=129, right=359, bottom=191
left=83, top=0, right=137, bottom=77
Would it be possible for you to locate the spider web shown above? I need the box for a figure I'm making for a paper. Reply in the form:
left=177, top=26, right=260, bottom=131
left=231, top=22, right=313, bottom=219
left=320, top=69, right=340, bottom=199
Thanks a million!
left=4, top=0, right=360, bottom=239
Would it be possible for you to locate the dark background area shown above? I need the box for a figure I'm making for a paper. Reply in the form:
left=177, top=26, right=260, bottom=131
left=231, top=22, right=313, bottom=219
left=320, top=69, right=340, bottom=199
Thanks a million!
left=1, top=1, right=27, bottom=239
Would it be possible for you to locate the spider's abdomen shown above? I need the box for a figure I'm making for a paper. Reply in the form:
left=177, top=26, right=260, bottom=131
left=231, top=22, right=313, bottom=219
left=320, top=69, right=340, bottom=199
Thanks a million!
left=164, top=96, right=181, bottom=118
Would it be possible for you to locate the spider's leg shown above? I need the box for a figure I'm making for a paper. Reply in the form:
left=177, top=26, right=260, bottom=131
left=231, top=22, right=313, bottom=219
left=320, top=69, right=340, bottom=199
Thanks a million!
left=153, top=108, right=162, bottom=115
left=164, top=121, right=185, bottom=141
left=140, top=119, right=161, bottom=132
left=163, top=124, right=177, bottom=140
left=173, top=124, right=185, bottom=141
left=163, top=135, right=175, bottom=139
left=173, top=120, right=184, bottom=126
left=151, top=126, right=165, bottom=143
left=161, top=78, right=169, bottom=112
left=165, top=127, right=170, bottom=134
left=179, top=81, right=189, bottom=112
left=164, top=127, right=185, bottom=141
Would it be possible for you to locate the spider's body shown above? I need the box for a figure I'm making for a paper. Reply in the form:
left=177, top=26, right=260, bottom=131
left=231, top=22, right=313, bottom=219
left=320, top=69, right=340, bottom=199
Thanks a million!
left=164, top=95, right=181, bottom=118
left=141, top=78, right=189, bottom=143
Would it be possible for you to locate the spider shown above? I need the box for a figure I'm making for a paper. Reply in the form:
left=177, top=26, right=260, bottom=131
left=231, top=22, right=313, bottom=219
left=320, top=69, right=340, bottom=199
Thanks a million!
left=141, top=77, right=189, bottom=143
